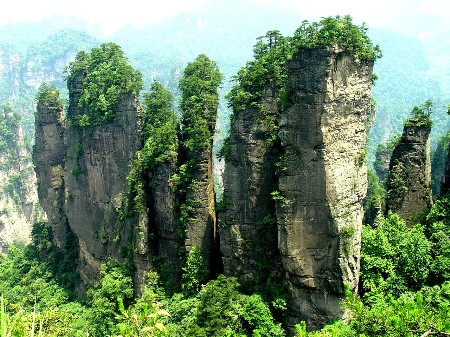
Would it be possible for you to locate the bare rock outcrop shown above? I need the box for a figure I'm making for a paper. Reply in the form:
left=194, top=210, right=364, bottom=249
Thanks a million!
left=385, top=124, right=432, bottom=224
left=220, top=46, right=374, bottom=330
left=1, top=108, right=42, bottom=252
left=219, top=87, right=282, bottom=285
left=277, top=47, right=374, bottom=329
left=33, top=90, right=68, bottom=247
left=64, top=72, right=140, bottom=283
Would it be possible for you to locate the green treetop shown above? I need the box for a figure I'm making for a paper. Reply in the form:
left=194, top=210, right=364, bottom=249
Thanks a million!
left=179, top=54, right=222, bottom=155
left=293, top=15, right=382, bottom=61
left=227, top=16, right=381, bottom=113
left=36, top=83, right=63, bottom=112
left=65, top=42, right=143, bottom=128
left=140, top=81, right=178, bottom=170
left=404, top=99, right=434, bottom=127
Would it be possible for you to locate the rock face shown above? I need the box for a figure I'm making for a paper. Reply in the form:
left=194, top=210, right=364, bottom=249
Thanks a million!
left=33, top=93, right=68, bottom=248
left=442, top=147, right=450, bottom=195
left=184, top=147, right=217, bottom=267
left=1, top=109, right=43, bottom=253
left=219, top=87, right=282, bottom=285
left=385, top=125, right=432, bottom=224
left=278, top=47, right=373, bottom=330
left=64, top=72, right=140, bottom=284
left=147, top=159, right=180, bottom=287
left=220, top=46, right=374, bottom=330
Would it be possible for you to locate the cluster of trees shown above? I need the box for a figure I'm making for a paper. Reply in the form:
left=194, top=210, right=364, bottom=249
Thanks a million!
left=66, top=43, right=143, bottom=128
left=0, top=234, right=285, bottom=337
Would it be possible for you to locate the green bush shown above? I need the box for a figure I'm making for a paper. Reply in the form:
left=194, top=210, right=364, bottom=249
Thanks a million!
left=182, top=247, right=209, bottom=297
left=66, top=42, right=143, bottom=128
left=361, top=212, right=431, bottom=301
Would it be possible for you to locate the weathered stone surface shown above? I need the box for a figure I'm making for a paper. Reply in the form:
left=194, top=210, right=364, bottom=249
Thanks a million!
left=385, top=125, right=432, bottom=224
left=33, top=97, right=68, bottom=247
left=1, top=110, right=42, bottom=252
left=64, top=72, right=140, bottom=284
left=278, top=47, right=373, bottom=330
left=220, top=46, right=373, bottom=331
left=144, top=159, right=181, bottom=288
left=185, top=149, right=217, bottom=258
left=219, top=87, right=282, bottom=285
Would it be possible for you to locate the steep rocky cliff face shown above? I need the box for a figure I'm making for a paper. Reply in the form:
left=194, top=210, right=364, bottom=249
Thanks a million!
left=441, top=147, right=450, bottom=194
left=220, top=46, right=374, bottom=330
left=33, top=89, right=68, bottom=248
left=183, top=149, right=217, bottom=263
left=146, top=159, right=179, bottom=287
left=385, top=125, right=432, bottom=224
left=64, top=72, right=140, bottom=284
left=278, top=47, right=373, bottom=329
left=0, top=108, right=43, bottom=253
left=219, top=87, right=282, bottom=285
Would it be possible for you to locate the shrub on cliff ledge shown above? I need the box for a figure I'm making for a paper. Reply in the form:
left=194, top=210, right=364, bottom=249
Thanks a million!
left=66, top=42, right=143, bottom=128
left=404, top=99, right=433, bottom=127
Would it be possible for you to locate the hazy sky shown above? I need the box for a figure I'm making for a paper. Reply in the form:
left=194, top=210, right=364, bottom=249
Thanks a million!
left=0, top=0, right=448, bottom=35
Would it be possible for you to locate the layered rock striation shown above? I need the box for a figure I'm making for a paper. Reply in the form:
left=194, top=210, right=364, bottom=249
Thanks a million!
left=385, top=124, right=432, bottom=224
left=64, top=71, right=141, bottom=284
left=33, top=47, right=222, bottom=289
left=277, top=47, right=373, bottom=329
left=1, top=107, right=43, bottom=253
left=219, top=86, right=282, bottom=285
left=220, top=45, right=374, bottom=330
left=33, top=88, right=68, bottom=248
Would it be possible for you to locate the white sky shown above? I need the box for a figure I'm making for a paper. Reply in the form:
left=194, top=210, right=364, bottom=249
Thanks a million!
left=0, top=0, right=448, bottom=35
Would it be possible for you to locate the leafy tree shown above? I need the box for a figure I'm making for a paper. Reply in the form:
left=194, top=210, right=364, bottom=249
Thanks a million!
left=66, top=42, right=143, bottom=128
left=86, top=264, right=134, bottom=337
left=127, top=80, right=178, bottom=214
left=293, top=16, right=382, bottom=61
left=361, top=213, right=431, bottom=301
left=181, top=247, right=209, bottom=297
left=227, top=16, right=381, bottom=114
left=179, top=54, right=222, bottom=155
left=363, top=169, right=386, bottom=225
left=404, top=99, right=434, bottom=127
left=140, top=81, right=178, bottom=170
left=35, top=83, right=63, bottom=111
left=425, top=195, right=450, bottom=282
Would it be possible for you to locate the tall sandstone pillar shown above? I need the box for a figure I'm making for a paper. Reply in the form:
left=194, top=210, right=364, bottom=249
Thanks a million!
left=64, top=71, right=140, bottom=284
left=219, top=87, right=282, bottom=285
left=385, top=124, right=432, bottom=224
left=221, top=45, right=374, bottom=330
left=277, top=46, right=374, bottom=329
left=33, top=90, right=68, bottom=248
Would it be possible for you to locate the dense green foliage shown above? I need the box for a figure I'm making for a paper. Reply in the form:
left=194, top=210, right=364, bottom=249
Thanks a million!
left=227, top=16, right=381, bottom=114
left=297, top=196, right=450, bottom=336
left=293, top=16, right=382, bottom=61
left=0, top=240, right=284, bottom=337
left=174, top=54, right=221, bottom=238
left=431, top=131, right=450, bottom=195
left=140, top=81, right=178, bottom=170
left=363, top=169, right=386, bottom=225
left=127, top=80, right=178, bottom=213
left=35, top=83, right=63, bottom=112
left=179, top=54, right=222, bottom=154
left=66, top=42, right=143, bottom=127
left=361, top=213, right=432, bottom=300
left=1, top=11, right=450, bottom=337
